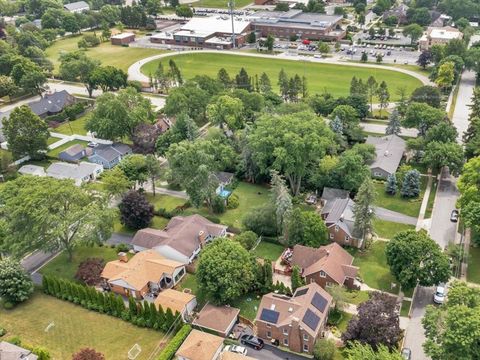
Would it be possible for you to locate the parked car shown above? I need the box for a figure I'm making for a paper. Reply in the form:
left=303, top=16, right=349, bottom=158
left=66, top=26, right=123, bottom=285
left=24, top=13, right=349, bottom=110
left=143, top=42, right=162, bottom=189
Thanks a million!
left=433, top=284, right=446, bottom=304
left=240, top=335, right=264, bottom=350
left=224, top=345, right=248, bottom=355
left=401, top=348, right=412, bottom=360
left=450, top=209, right=459, bottom=222
left=87, top=142, right=99, bottom=148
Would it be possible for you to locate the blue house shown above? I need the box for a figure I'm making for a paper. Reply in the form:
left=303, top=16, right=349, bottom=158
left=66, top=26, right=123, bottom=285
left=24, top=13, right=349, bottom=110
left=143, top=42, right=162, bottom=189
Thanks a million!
left=88, top=143, right=132, bottom=169
left=58, top=144, right=88, bottom=162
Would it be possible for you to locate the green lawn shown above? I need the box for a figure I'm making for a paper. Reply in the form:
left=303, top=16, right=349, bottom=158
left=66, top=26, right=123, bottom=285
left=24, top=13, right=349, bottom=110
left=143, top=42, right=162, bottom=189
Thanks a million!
left=47, top=140, right=89, bottom=158
left=401, top=300, right=411, bottom=317
left=251, top=241, right=285, bottom=261
left=352, top=241, right=398, bottom=294
left=140, top=53, right=422, bottom=99
left=47, top=136, right=61, bottom=145
left=113, top=215, right=168, bottom=235
left=0, top=292, right=166, bottom=359
left=337, top=311, right=353, bottom=333
left=191, top=0, right=252, bottom=8
left=40, top=246, right=122, bottom=281
left=467, top=246, right=480, bottom=284
left=146, top=193, right=187, bottom=211
left=46, top=32, right=165, bottom=72
left=373, top=176, right=427, bottom=218
left=52, top=113, right=90, bottom=136
left=342, top=290, right=370, bottom=305
left=230, top=293, right=261, bottom=321
left=373, top=219, right=415, bottom=239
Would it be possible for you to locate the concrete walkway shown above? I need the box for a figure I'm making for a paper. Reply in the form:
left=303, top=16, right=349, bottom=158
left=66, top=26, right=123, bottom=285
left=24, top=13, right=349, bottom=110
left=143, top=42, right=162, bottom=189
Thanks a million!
left=416, top=174, right=433, bottom=231
left=127, top=49, right=433, bottom=85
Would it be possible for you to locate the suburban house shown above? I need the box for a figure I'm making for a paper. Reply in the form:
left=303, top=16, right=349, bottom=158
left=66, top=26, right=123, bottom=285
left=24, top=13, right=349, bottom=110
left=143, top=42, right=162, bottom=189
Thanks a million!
left=156, top=116, right=174, bottom=133
left=255, top=283, right=332, bottom=355
left=110, top=32, right=136, bottom=45
left=320, top=196, right=363, bottom=248
left=288, top=243, right=360, bottom=290
left=192, top=304, right=240, bottom=337
left=101, top=250, right=186, bottom=300
left=46, top=161, right=103, bottom=186
left=29, top=90, right=76, bottom=118
left=365, top=134, right=406, bottom=179
left=88, top=143, right=132, bottom=169
left=154, top=289, right=197, bottom=321
left=0, top=341, right=38, bottom=360
left=131, top=214, right=227, bottom=264
left=175, top=329, right=224, bottom=360
left=382, top=3, right=409, bottom=24
left=214, top=171, right=234, bottom=198
left=58, top=143, right=90, bottom=162
left=419, top=26, right=463, bottom=50
left=64, top=0, right=90, bottom=13
left=18, top=164, right=46, bottom=177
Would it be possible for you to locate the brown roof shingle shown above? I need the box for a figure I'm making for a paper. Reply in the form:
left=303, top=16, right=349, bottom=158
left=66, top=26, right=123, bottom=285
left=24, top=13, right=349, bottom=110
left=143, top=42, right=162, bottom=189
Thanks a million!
left=154, top=289, right=196, bottom=315
left=192, top=304, right=240, bottom=334
left=175, top=329, right=224, bottom=360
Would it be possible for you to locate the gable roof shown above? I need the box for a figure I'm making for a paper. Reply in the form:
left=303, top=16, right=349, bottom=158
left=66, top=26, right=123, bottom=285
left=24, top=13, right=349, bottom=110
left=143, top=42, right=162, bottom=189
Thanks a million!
left=292, top=243, right=358, bottom=284
left=214, top=171, right=234, bottom=184
left=46, top=161, right=100, bottom=180
left=29, top=90, right=75, bottom=116
left=64, top=1, right=89, bottom=11
left=131, top=215, right=227, bottom=257
left=0, top=341, right=38, bottom=360
left=192, top=304, right=240, bottom=334
left=324, top=198, right=360, bottom=238
left=255, top=283, right=332, bottom=338
left=154, top=288, right=196, bottom=314
left=101, top=250, right=184, bottom=291
left=366, top=135, right=406, bottom=175
left=321, top=187, right=349, bottom=215
left=61, top=143, right=85, bottom=157
left=175, top=329, right=224, bottom=360
left=91, top=143, right=131, bottom=162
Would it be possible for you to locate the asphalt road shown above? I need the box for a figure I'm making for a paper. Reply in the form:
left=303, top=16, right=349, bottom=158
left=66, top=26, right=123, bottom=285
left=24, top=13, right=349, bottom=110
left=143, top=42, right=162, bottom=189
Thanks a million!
left=452, top=70, right=476, bottom=143
left=403, top=286, right=435, bottom=360
left=246, top=345, right=309, bottom=360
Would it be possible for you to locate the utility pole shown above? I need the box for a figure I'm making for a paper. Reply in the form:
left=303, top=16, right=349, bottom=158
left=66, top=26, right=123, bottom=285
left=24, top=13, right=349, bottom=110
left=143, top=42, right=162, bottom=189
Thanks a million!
left=229, top=0, right=235, bottom=48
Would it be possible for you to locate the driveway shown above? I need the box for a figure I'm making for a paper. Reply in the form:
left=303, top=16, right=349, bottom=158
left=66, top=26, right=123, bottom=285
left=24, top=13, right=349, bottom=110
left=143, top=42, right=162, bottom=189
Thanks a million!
left=360, top=123, right=419, bottom=138
left=246, top=345, right=310, bottom=360
left=374, top=206, right=418, bottom=225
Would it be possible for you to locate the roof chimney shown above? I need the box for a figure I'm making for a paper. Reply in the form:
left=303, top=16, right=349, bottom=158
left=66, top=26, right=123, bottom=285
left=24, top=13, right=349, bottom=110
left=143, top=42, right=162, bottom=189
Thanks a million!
left=198, top=230, right=207, bottom=248
left=118, top=252, right=128, bottom=263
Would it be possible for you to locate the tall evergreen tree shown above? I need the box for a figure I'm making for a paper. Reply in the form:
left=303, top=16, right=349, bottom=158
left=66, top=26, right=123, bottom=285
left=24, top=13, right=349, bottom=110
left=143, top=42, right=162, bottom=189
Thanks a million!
left=291, top=265, right=305, bottom=292
left=385, top=109, right=401, bottom=135
left=401, top=170, right=421, bottom=198
left=385, top=174, right=397, bottom=195
left=270, top=170, right=293, bottom=233
left=353, top=178, right=377, bottom=243
left=217, top=68, right=231, bottom=88
left=258, top=72, right=271, bottom=93
left=278, top=68, right=288, bottom=100
left=235, top=68, right=251, bottom=91
left=128, top=296, right=137, bottom=317
left=366, top=76, right=378, bottom=115
left=330, top=115, right=344, bottom=135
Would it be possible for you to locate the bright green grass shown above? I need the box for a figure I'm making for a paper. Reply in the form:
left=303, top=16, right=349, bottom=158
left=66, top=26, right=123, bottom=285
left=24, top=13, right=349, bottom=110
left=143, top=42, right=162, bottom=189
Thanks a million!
left=52, top=113, right=90, bottom=136
left=352, top=241, right=398, bottom=293
left=192, top=0, right=252, bottom=8
left=141, top=53, right=423, bottom=99
left=373, top=176, right=427, bottom=218
left=401, top=300, right=411, bottom=317
left=113, top=215, right=168, bottom=235
left=46, top=32, right=165, bottom=72
left=467, top=246, right=480, bottom=284
left=146, top=193, right=187, bottom=211
left=230, top=293, right=261, bottom=321
left=47, top=136, right=61, bottom=145
left=373, top=219, right=415, bottom=239
left=40, top=246, right=124, bottom=281
left=337, top=311, right=353, bottom=333
left=251, top=241, right=285, bottom=261
left=0, top=292, right=166, bottom=359
left=342, top=290, right=370, bottom=305
left=47, top=140, right=89, bottom=158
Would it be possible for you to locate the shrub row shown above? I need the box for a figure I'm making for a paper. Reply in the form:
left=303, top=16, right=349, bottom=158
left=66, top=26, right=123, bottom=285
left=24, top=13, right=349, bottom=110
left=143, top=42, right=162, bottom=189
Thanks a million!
left=42, top=275, right=180, bottom=332
left=157, top=324, right=192, bottom=360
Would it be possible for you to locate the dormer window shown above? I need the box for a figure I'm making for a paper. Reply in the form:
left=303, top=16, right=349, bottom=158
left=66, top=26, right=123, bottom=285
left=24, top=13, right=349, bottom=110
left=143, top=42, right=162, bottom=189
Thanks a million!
left=319, top=271, right=326, bottom=278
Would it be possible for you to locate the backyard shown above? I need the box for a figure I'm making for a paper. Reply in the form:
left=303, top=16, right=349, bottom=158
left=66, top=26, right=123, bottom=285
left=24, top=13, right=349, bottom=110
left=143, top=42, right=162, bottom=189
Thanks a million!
left=46, top=32, right=165, bottom=72
left=251, top=240, right=285, bottom=262
left=47, top=139, right=89, bottom=158
left=0, top=292, right=166, bottom=359
left=140, top=53, right=423, bottom=99
left=373, top=219, right=415, bottom=239
left=51, top=113, right=90, bottom=136
left=467, top=246, right=480, bottom=284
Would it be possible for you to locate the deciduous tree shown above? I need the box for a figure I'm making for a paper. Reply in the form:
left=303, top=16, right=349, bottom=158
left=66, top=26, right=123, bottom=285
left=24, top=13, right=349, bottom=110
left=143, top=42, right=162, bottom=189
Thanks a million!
left=344, top=342, right=404, bottom=360
left=74, top=258, right=105, bottom=285
left=72, top=348, right=105, bottom=360
left=422, top=141, right=464, bottom=175
left=119, top=190, right=154, bottom=230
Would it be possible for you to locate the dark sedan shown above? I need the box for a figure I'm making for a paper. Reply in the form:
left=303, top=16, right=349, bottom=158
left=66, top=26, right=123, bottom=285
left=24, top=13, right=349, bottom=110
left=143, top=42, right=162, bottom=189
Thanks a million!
left=240, top=335, right=264, bottom=350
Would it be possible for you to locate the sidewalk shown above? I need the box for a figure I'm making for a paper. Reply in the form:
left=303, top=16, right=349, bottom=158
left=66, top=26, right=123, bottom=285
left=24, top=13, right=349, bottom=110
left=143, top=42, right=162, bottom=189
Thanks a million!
left=416, top=173, right=433, bottom=231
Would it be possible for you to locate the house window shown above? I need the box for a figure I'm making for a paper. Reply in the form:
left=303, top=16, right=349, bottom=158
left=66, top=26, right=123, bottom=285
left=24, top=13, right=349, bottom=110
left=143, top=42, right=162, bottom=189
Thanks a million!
left=329, top=233, right=334, bottom=240
left=335, top=225, right=339, bottom=232
left=283, top=328, right=288, bottom=335
left=345, top=235, right=350, bottom=242
left=303, top=334, right=309, bottom=342
left=303, top=344, right=309, bottom=352
left=319, top=271, right=326, bottom=278
left=266, top=323, right=271, bottom=329
left=283, top=338, right=289, bottom=346
left=267, top=331, right=272, bottom=339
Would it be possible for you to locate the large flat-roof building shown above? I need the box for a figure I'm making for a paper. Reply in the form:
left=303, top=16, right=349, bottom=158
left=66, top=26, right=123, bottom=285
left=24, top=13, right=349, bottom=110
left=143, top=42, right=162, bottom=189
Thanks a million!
left=150, top=16, right=251, bottom=49
left=419, top=26, right=463, bottom=50
left=251, top=10, right=345, bottom=41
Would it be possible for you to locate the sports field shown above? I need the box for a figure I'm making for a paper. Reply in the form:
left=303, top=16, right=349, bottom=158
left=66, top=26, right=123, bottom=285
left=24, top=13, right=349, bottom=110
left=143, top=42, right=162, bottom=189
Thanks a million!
left=140, top=53, right=423, bottom=99
left=191, top=0, right=252, bottom=8
left=46, top=32, right=165, bottom=72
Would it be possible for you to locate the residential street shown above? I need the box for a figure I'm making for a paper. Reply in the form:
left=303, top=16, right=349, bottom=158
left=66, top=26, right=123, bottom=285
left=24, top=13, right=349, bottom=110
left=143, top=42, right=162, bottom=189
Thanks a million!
left=360, top=122, right=419, bottom=137
left=451, top=69, right=477, bottom=142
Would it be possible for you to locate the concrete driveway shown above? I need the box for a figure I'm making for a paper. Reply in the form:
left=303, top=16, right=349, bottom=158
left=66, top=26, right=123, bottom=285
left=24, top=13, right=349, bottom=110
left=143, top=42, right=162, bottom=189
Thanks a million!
left=374, top=206, right=418, bottom=226
left=246, top=344, right=310, bottom=360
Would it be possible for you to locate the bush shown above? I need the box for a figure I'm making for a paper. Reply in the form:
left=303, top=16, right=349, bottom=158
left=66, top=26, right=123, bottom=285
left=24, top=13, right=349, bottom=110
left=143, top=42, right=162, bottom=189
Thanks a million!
left=242, top=206, right=279, bottom=237
left=74, top=258, right=105, bottom=286
left=313, top=338, right=337, bottom=360
left=205, top=215, right=221, bottom=224
left=7, top=336, right=21, bottom=345
left=157, top=325, right=192, bottom=360
left=116, top=243, right=130, bottom=253
left=0, top=327, right=6, bottom=337
left=211, top=195, right=226, bottom=214
left=3, top=301, right=14, bottom=310
left=72, top=348, right=105, bottom=360
left=234, top=231, right=258, bottom=250
left=226, top=193, right=239, bottom=209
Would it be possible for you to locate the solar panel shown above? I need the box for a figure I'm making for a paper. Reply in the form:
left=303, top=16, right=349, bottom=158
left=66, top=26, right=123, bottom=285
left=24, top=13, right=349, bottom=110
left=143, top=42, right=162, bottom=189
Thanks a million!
left=302, top=309, right=320, bottom=331
left=294, top=289, right=308, bottom=297
left=260, top=308, right=280, bottom=324
left=311, top=292, right=328, bottom=313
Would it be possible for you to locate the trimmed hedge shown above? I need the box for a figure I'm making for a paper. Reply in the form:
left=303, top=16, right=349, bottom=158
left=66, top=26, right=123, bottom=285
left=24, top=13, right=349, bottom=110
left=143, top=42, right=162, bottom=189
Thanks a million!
left=157, top=325, right=192, bottom=360
left=42, top=275, right=180, bottom=332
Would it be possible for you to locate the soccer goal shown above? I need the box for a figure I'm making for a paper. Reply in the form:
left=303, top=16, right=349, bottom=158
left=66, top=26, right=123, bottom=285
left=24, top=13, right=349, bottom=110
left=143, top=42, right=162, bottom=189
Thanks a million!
left=128, top=344, right=142, bottom=360
left=44, top=322, right=55, bottom=333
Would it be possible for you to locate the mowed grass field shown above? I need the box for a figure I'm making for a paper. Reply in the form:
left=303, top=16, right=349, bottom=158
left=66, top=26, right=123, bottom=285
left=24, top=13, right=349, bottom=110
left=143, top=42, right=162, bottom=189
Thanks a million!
left=0, top=292, right=166, bottom=359
left=192, top=0, right=252, bottom=8
left=141, top=53, right=423, bottom=99
left=46, top=32, right=165, bottom=72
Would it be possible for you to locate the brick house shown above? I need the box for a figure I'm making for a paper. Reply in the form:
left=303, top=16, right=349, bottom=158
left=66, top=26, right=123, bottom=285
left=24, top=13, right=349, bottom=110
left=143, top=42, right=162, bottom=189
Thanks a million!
left=255, top=283, right=332, bottom=355
left=291, top=243, right=359, bottom=290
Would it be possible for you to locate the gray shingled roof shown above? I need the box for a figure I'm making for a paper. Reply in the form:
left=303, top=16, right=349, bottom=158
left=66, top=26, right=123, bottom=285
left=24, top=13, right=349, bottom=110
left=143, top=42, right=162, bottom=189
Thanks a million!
left=64, top=1, right=90, bottom=11
left=366, top=135, right=406, bottom=176
left=92, top=143, right=131, bottom=162
left=324, top=198, right=360, bottom=238
left=321, top=187, right=349, bottom=216
left=0, top=341, right=38, bottom=360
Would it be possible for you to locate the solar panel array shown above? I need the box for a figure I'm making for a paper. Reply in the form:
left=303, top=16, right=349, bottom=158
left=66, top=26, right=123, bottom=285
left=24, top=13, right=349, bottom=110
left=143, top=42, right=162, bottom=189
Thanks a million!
left=294, top=288, right=308, bottom=297
left=311, top=292, right=328, bottom=313
left=260, top=308, right=280, bottom=324
left=302, top=309, right=320, bottom=331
